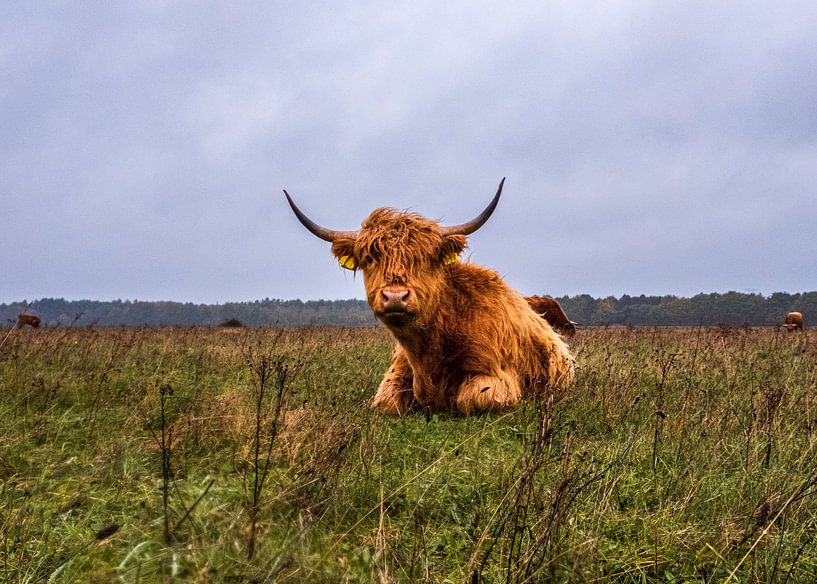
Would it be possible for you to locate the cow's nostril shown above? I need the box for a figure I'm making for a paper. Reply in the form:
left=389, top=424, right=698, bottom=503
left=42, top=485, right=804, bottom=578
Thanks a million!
left=382, top=288, right=410, bottom=304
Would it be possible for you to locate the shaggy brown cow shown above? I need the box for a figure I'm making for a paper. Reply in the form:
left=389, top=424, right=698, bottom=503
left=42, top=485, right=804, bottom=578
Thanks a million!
left=285, top=179, right=575, bottom=415
left=525, top=296, right=576, bottom=338
left=17, top=313, right=41, bottom=329
left=784, top=311, right=804, bottom=332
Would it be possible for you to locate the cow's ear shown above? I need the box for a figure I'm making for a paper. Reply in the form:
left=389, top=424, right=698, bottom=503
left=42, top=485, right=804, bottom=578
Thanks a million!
left=331, top=238, right=358, bottom=271
left=439, top=234, right=467, bottom=265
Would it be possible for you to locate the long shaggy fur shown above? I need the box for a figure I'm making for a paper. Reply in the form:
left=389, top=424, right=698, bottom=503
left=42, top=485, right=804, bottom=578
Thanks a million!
left=328, top=207, right=575, bottom=415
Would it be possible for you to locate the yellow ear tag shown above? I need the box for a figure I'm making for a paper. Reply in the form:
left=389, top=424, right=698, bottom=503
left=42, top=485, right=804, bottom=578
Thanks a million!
left=443, top=252, right=459, bottom=266
left=339, top=255, right=356, bottom=270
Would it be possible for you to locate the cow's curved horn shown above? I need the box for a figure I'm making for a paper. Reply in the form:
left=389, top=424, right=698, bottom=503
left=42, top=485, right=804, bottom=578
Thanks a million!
left=284, top=190, right=358, bottom=242
left=440, top=178, right=505, bottom=236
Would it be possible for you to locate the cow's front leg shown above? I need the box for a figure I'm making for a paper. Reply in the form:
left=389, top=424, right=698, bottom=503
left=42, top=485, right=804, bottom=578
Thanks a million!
left=455, top=372, right=521, bottom=415
left=372, top=346, right=416, bottom=415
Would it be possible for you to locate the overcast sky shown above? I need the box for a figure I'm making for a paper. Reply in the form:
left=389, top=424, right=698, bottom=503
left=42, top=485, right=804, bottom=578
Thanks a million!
left=2, top=2, right=816, bottom=303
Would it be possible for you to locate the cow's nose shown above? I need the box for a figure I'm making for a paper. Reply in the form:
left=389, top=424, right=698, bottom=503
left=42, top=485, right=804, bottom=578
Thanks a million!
left=381, top=287, right=410, bottom=307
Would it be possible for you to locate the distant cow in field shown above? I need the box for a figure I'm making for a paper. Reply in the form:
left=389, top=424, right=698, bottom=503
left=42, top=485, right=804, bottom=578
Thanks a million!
left=784, top=311, right=804, bottom=332
left=285, top=178, right=575, bottom=415
left=17, top=313, right=41, bottom=329
left=525, top=296, right=577, bottom=338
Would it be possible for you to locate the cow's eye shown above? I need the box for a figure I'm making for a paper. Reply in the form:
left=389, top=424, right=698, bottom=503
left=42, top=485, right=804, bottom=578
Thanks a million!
left=361, top=254, right=375, bottom=267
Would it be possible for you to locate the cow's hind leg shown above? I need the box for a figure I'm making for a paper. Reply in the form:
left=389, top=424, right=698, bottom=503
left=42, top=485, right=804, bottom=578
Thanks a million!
left=455, top=372, right=521, bottom=415
left=372, top=347, right=416, bottom=415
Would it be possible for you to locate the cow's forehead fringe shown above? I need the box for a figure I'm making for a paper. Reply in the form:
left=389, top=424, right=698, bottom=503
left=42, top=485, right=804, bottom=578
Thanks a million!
left=361, top=207, right=441, bottom=231
left=357, top=208, right=447, bottom=256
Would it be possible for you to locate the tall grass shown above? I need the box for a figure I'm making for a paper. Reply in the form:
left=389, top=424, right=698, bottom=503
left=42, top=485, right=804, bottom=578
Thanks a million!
left=0, top=325, right=815, bottom=582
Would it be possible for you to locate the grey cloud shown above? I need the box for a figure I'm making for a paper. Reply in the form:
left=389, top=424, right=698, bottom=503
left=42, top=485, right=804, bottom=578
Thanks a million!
left=2, top=1, right=816, bottom=303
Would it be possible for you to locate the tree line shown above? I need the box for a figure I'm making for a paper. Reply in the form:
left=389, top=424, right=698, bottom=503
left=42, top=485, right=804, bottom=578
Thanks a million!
left=558, top=291, right=815, bottom=327
left=2, top=291, right=814, bottom=328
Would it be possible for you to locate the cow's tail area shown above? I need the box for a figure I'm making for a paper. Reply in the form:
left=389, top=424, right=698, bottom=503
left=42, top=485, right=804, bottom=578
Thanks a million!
left=520, top=309, right=576, bottom=397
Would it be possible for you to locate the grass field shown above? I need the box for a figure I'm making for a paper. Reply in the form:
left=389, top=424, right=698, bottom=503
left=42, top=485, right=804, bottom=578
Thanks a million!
left=1, top=325, right=816, bottom=583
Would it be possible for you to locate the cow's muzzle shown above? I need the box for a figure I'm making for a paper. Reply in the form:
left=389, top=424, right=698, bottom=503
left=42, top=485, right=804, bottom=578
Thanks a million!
left=380, top=287, right=411, bottom=312
left=377, top=287, right=414, bottom=325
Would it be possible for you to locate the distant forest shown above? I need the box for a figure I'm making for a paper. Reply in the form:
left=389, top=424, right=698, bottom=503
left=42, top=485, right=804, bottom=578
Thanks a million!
left=2, top=292, right=815, bottom=328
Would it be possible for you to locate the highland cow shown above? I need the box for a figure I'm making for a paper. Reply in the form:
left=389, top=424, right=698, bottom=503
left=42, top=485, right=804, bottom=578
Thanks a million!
left=525, top=295, right=576, bottom=338
left=17, top=313, right=41, bottom=329
left=285, top=179, right=574, bottom=415
left=784, top=311, right=804, bottom=332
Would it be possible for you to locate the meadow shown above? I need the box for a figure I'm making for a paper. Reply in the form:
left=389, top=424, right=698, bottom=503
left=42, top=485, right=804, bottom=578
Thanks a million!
left=1, top=325, right=816, bottom=583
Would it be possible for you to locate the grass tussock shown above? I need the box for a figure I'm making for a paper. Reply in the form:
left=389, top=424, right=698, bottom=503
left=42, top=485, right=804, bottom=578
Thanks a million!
left=0, top=325, right=816, bottom=582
